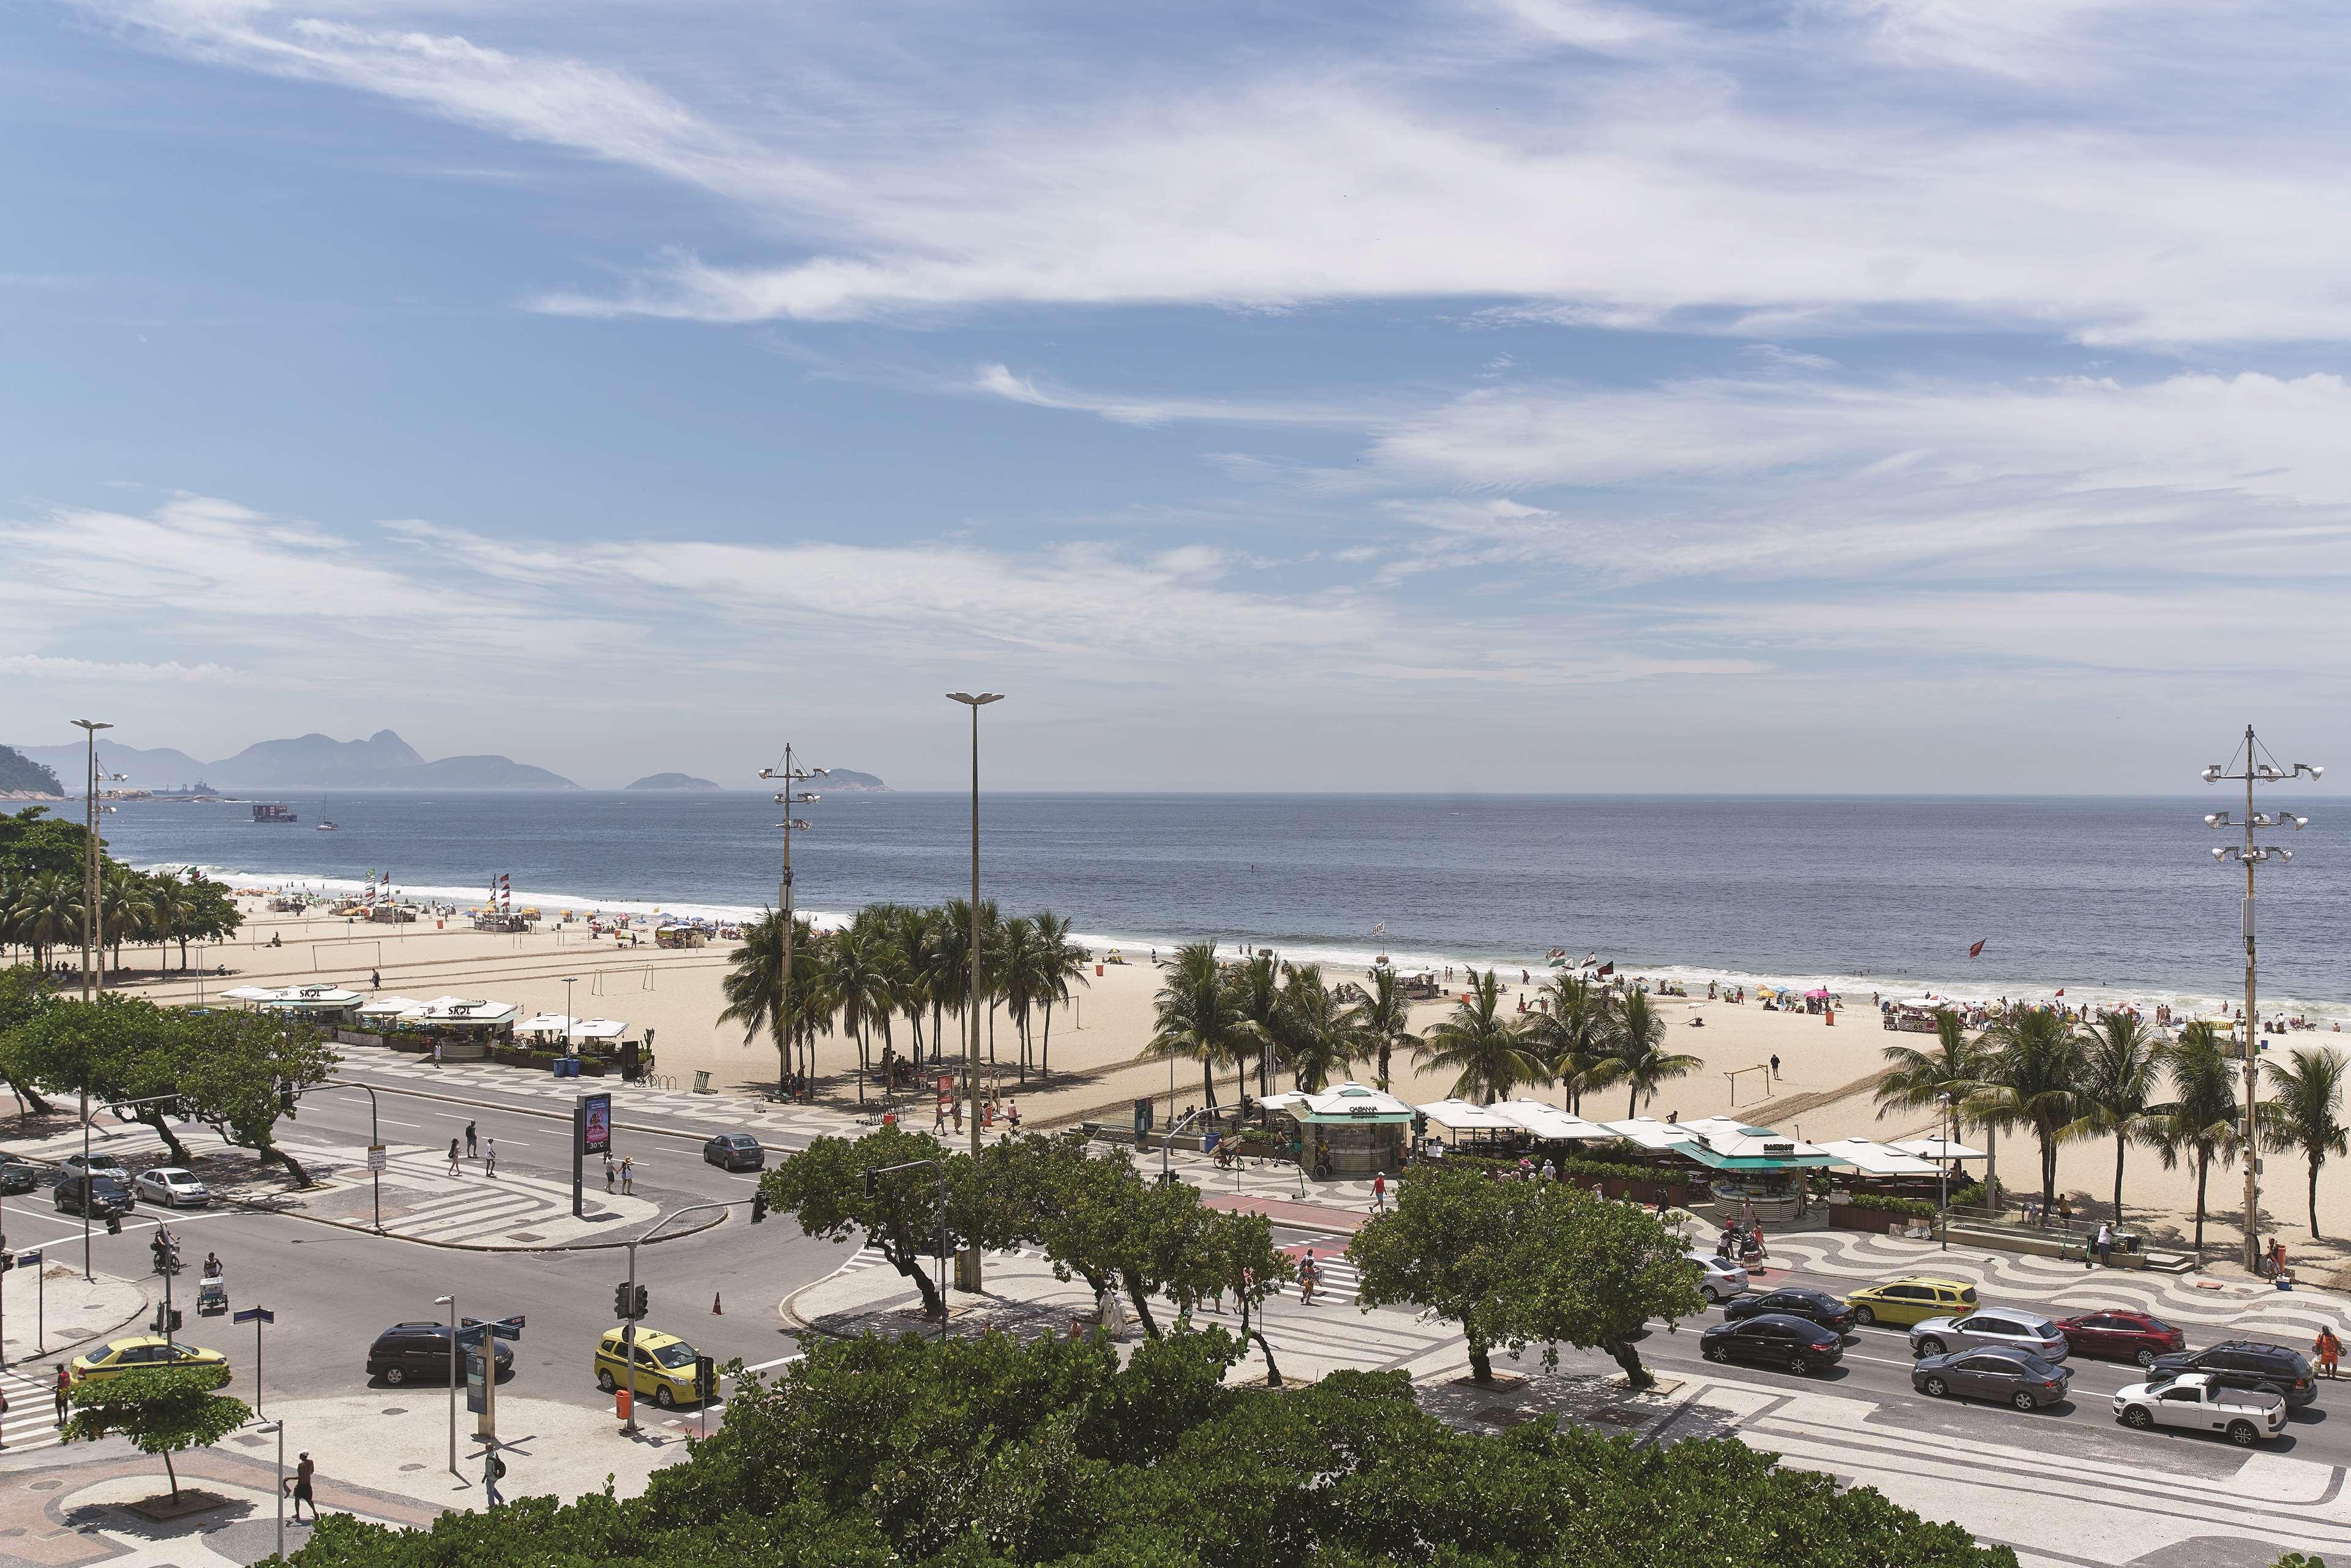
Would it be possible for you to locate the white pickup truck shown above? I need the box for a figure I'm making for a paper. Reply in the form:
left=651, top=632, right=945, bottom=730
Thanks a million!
left=2113, top=1371, right=2287, bottom=1446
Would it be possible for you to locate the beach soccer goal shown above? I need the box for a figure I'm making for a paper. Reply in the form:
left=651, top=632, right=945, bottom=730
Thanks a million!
left=314, top=939, right=382, bottom=972
left=1724, top=1064, right=1771, bottom=1106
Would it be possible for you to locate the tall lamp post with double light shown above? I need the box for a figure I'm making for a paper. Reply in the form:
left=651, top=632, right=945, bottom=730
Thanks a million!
left=945, top=692, right=1003, bottom=1291
left=759, top=748, right=827, bottom=1100
left=70, top=719, right=115, bottom=1000
left=2201, top=726, right=2323, bottom=1272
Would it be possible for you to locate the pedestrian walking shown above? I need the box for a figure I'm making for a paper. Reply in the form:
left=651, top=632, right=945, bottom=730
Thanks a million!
left=1371, top=1173, right=1387, bottom=1213
left=1298, top=1250, right=1319, bottom=1305
left=605, top=1160, right=617, bottom=1194
left=2317, top=1327, right=2344, bottom=1379
left=932, top=1101, right=947, bottom=1135
left=448, top=1138, right=461, bottom=1176
left=1006, top=1100, right=1021, bottom=1133
left=621, top=1156, right=634, bottom=1195
left=1769, top=1054, right=1781, bottom=1082
left=465, top=1121, right=479, bottom=1158
left=952, top=1100, right=963, bottom=1134
left=288, top=1452, right=319, bottom=1521
left=369, top=969, right=381, bottom=991
left=482, top=1450, right=506, bottom=1509
left=56, top=1364, right=72, bottom=1426
left=484, top=1139, right=497, bottom=1177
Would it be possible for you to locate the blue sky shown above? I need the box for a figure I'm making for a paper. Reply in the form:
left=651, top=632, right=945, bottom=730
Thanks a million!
left=5, top=0, right=2349, bottom=791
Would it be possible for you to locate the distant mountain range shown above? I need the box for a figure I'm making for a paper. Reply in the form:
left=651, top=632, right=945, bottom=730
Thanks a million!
left=624, top=768, right=890, bottom=792
left=626, top=773, right=722, bottom=791
left=819, top=770, right=888, bottom=792
left=12, top=730, right=578, bottom=792
left=0, top=744, right=64, bottom=796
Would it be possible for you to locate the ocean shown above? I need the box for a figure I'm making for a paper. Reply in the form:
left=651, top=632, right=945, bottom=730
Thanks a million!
left=85, top=791, right=2351, bottom=1021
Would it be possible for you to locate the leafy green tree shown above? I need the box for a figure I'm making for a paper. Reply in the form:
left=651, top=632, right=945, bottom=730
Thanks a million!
left=2063, top=1012, right=2163, bottom=1221
left=1976, top=1005, right=2085, bottom=1215
left=0, top=963, right=58, bottom=1114
left=981, top=1131, right=1222, bottom=1339
left=1414, top=970, right=1543, bottom=1104
left=762, top=1127, right=1008, bottom=1321
left=2148, top=1022, right=2241, bottom=1255
left=1199, top=1209, right=1297, bottom=1386
left=177, top=1010, right=339, bottom=1184
left=1347, top=1161, right=1521, bottom=1385
left=2263, top=1046, right=2349, bottom=1240
left=64, top=1362, right=252, bottom=1502
left=1588, top=989, right=1698, bottom=1117
left=0, top=805, right=87, bottom=880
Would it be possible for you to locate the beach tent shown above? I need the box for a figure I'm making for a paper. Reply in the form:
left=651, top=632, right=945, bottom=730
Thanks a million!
left=1417, top=1098, right=1521, bottom=1133
left=1889, top=1137, right=1989, bottom=1162
left=353, top=995, right=427, bottom=1022
left=217, top=986, right=280, bottom=1003
left=413, top=997, right=520, bottom=1028
left=1595, top=1117, right=1700, bottom=1152
left=1813, top=1138, right=1942, bottom=1177
left=1487, top=1100, right=1614, bottom=1142
left=227, top=985, right=363, bottom=1017
left=1255, top=1092, right=1313, bottom=1115
left=516, top=1014, right=627, bottom=1041
left=1671, top=1116, right=1839, bottom=1171
left=1296, top=1083, right=1415, bottom=1124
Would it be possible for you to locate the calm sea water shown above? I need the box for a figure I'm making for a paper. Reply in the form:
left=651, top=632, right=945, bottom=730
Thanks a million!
left=88, top=792, right=2351, bottom=1018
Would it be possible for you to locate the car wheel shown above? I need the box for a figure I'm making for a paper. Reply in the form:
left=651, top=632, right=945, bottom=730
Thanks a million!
left=1922, top=1375, right=1949, bottom=1398
left=2134, top=1348, right=2156, bottom=1368
left=654, top=1385, right=677, bottom=1409
left=2011, top=1390, right=2038, bottom=1412
left=1787, top=1352, right=1809, bottom=1375
left=1703, top=1343, right=1728, bottom=1363
left=1916, top=1337, right=1946, bottom=1357
left=597, top=1369, right=617, bottom=1393
left=2228, top=1420, right=2259, bottom=1447
left=383, top=1365, right=407, bottom=1386
left=2121, top=1405, right=2152, bottom=1430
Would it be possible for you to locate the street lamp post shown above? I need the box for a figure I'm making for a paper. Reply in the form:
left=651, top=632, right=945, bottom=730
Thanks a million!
left=946, top=693, right=1003, bottom=1292
left=759, top=748, right=827, bottom=1101
left=72, top=720, right=110, bottom=1002
left=435, top=1292, right=458, bottom=1477
left=2201, top=726, right=2323, bottom=1272
left=563, top=977, right=577, bottom=1059
left=617, top=1201, right=736, bottom=1435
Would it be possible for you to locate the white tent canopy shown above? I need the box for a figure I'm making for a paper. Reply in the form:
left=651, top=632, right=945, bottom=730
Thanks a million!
left=223, top=984, right=361, bottom=1012
left=1677, top=1115, right=1834, bottom=1163
left=1596, top=1117, right=1699, bottom=1150
left=1889, top=1137, right=1989, bottom=1162
left=353, top=995, right=427, bottom=1019
left=413, top=997, right=518, bottom=1026
left=1487, top=1100, right=1614, bottom=1141
left=1814, top=1137, right=1943, bottom=1176
left=1417, top=1098, right=1520, bottom=1133
left=1256, top=1092, right=1313, bottom=1114
left=516, top=1014, right=627, bottom=1040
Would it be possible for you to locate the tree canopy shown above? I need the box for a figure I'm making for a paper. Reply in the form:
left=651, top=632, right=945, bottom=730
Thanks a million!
left=64, top=1361, right=252, bottom=1502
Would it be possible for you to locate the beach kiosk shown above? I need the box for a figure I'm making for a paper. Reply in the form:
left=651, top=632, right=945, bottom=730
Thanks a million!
left=219, top=984, right=364, bottom=1026
left=1286, top=1082, right=1414, bottom=1179
left=1671, top=1116, right=1840, bottom=1217
left=410, top=996, right=519, bottom=1060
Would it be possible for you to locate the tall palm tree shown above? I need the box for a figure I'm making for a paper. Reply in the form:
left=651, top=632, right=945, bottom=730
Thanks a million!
left=1414, top=970, right=1542, bottom=1104
left=1588, top=989, right=1699, bottom=1118
left=1523, top=972, right=1610, bottom=1114
left=2063, top=1013, right=2163, bottom=1221
left=2148, top=1022, right=2241, bottom=1255
left=1354, top=967, right=1414, bottom=1092
left=99, top=867, right=152, bottom=978
left=1976, top=1006, right=2085, bottom=1216
left=1875, top=1009, right=1985, bottom=1200
left=1147, top=941, right=1242, bottom=1111
left=828, top=912, right=903, bottom=1105
left=1272, top=963, right=1359, bottom=1093
left=997, top=914, right=1041, bottom=1082
left=1229, top=954, right=1283, bottom=1095
left=3, top=874, right=80, bottom=970
left=143, top=873, right=192, bottom=972
left=2263, top=1046, right=2350, bottom=1240
left=1030, top=910, right=1090, bottom=1080
left=886, top=904, right=934, bottom=1067
left=718, top=909, right=822, bottom=1093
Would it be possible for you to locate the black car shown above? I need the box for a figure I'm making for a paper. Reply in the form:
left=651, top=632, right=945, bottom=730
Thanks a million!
left=2150, top=1340, right=2318, bottom=1409
left=0, top=1155, right=37, bottom=1195
left=53, top=1172, right=135, bottom=1217
left=1701, top=1313, right=1846, bottom=1375
left=703, top=1133, right=765, bottom=1171
left=366, top=1322, right=516, bottom=1386
left=1722, top=1288, right=1857, bottom=1335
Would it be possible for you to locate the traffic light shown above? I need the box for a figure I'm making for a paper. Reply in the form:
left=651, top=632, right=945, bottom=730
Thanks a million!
left=695, top=1355, right=717, bottom=1404
left=168, top=1308, right=183, bottom=1331
left=614, top=1283, right=632, bottom=1319
left=279, top=1080, right=298, bottom=1115
left=750, top=1190, right=768, bottom=1225
left=105, top=1213, right=122, bottom=1236
left=632, top=1285, right=650, bottom=1320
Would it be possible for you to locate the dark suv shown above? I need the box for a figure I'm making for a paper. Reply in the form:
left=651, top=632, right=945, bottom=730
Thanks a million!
left=703, top=1132, right=765, bottom=1171
left=0, top=1155, right=37, bottom=1195
left=53, top=1172, right=135, bottom=1217
left=367, top=1322, right=514, bottom=1386
left=2150, top=1340, right=2318, bottom=1408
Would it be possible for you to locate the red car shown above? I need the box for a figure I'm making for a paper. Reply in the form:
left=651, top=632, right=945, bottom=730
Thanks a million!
left=2057, top=1310, right=2186, bottom=1367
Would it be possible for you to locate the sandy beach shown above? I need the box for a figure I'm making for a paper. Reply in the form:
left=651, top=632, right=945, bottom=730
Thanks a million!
left=108, top=893, right=2349, bottom=1270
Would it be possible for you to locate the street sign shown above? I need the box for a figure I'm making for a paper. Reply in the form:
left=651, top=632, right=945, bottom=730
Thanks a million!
left=366, top=1144, right=388, bottom=1172
left=490, top=1315, right=525, bottom=1341
left=233, top=1307, right=276, bottom=1325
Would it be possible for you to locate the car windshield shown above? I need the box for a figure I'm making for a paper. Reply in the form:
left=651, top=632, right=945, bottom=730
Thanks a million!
left=650, top=1343, right=697, bottom=1369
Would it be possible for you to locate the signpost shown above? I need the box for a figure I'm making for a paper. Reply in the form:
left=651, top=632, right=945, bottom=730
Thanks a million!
left=232, top=1306, right=276, bottom=1415
left=18, top=1250, right=43, bottom=1356
left=456, top=1316, right=523, bottom=1445
left=574, top=1092, right=612, bottom=1218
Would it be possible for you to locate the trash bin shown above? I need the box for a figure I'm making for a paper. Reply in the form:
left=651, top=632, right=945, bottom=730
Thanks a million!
left=615, top=1388, right=632, bottom=1420
left=692, top=1070, right=711, bottom=1094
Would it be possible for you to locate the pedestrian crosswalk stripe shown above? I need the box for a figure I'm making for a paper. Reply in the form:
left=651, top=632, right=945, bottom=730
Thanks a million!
left=0, top=1368, right=62, bottom=1453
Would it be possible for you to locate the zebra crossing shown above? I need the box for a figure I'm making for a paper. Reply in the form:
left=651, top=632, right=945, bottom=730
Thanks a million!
left=0, top=1365, right=62, bottom=1454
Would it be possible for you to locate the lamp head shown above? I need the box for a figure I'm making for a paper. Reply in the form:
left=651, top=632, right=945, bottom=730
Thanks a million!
left=757, top=768, right=777, bottom=780
left=2205, top=812, right=2229, bottom=827
left=2202, top=765, right=2224, bottom=783
left=2212, top=846, right=2230, bottom=861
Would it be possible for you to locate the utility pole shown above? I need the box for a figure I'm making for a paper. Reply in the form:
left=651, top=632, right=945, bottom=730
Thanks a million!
left=946, top=693, right=1003, bottom=1291
left=2202, top=727, right=2322, bottom=1272
left=72, top=720, right=110, bottom=1000
left=759, top=747, right=827, bottom=1099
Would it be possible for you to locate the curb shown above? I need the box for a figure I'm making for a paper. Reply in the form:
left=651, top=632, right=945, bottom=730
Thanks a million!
left=3, top=1275, right=158, bottom=1370
left=253, top=1202, right=730, bottom=1255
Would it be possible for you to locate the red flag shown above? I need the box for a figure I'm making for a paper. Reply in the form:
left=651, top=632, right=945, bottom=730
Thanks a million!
left=2055, top=988, right=2065, bottom=997
left=1595, top=961, right=1615, bottom=978
left=1968, top=939, right=1986, bottom=959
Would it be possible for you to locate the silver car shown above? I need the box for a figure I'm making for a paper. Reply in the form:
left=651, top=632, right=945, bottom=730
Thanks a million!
left=132, top=1167, right=212, bottom=1208
left=1910, top=1307, right=2069, bottom=1363
left=1687, top=1251, right=1749, bottom=1303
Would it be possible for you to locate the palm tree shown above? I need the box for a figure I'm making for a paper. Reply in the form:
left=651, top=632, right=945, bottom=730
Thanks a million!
left=143, top=874, right=192, bottom=972
left=828, top=912, right=902, bottom=1105
left=1414, top=970, right=1542, bottom=1104
left=2262, top=1046, right=2350, bottom=1240
left=1587, top=989, right=1699, bottom=1118
left=1272, top=963, right=1359, bottom=1093
left=1875, top=1009, right=1985, bottom=1202
left=718, top=909, right=821, bottom=1093
left=3, top=874, right=80, bottom=970
left=1354, top=967, right=1414, bottom=1092
left=99, top=867, right=152, bottom=978
left=997, top=914, right=1041, bottom=1082
left=2063, top=1013, right=2163, bottom=1221
left=1976, top=1006, right=2085, bottom=1216
left=2148, top=1022, right=2241, bottom=1255
left=886, top=904, right=934, bottom=1067
left=1147, top=941, right=1242, bottom=1111
left=1229, top=954, right=1282, bottom=1095
left=1523, top=972, right=1610, bottom=1113
left=1030, top=910, right=1090, bottom=1080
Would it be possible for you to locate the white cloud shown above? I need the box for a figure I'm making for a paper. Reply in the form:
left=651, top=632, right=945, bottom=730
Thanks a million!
left=0, top=654, right=239, bottom=681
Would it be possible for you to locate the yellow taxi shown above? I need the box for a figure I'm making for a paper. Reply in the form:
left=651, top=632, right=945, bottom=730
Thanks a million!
left=70, top=1335, right=230, bottom=1384
left=593, top=1327, right=708, bottom=1409
left=1845, top=1276, right=1979, bottom=1328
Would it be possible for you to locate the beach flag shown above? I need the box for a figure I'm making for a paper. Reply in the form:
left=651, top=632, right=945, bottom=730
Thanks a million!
left=1968, top=938, right=1986, bottom=958
left=2055, top=988, right=2065, bottom=997
left=1595, top=961, right=1614, bottom=978
left=1371, top=921, right=1385, bottom=936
